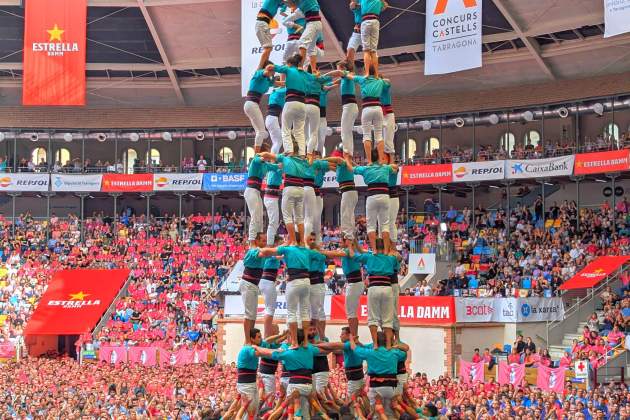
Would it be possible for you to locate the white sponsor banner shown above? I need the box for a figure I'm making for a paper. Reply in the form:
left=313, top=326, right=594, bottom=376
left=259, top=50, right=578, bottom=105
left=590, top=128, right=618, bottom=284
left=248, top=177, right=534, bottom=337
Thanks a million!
left=51, top=174, right=102, bottom=192
left=225, top=294, right=332, bottom=318
left=0, top=173, right=49, bottom=191
left=451, top=160, right=505, bottom=182
left=455, top=297, right=564, bottom=323
left=321, top=171, right=367, bottom=189
left=408, top=253, right=436, bottom=274
left=240, top=0, right=289, bottom=96
left=506, top=155, right=575, bottom=179
left=605, top=0, right=630, bottom=38
left=153, top=173, right=203, bottom=191
left=425, top=0, right=482, bottom=75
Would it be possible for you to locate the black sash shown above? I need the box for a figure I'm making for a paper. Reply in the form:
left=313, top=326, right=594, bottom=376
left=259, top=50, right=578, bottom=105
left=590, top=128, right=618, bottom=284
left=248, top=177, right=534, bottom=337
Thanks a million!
left=368, top=275, right=391, bottom=288
left=289, top=368, right=313, bottom=384
left=345, top=365, right=365, bottom=381
left=369, top=373, right=397, bottom=388
left=237, top=368, right=257, bottom=384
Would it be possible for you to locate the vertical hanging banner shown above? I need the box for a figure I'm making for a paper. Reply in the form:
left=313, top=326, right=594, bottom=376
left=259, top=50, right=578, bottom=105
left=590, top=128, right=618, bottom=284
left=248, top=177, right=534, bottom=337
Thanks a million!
left=604, top=0, right=630, bottom=38
left=22, top=0, right=87, bottom=105
left=240, top=0, right=289, bottom=96
left=425, top=0, right=482, bottom=75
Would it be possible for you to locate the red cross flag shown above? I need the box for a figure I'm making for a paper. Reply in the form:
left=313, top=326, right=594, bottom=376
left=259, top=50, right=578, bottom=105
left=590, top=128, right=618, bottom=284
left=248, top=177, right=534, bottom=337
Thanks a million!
left=574, top=360, right=589, bottom=379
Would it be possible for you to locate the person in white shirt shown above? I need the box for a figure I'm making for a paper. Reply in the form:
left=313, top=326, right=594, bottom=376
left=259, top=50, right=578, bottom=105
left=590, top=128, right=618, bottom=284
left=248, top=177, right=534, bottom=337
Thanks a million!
left=197, top=155, right=208, bottom=172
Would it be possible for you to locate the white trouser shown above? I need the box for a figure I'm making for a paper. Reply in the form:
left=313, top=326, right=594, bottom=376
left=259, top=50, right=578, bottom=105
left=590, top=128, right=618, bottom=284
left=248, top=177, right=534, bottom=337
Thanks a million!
left=340, top=190, right=358, bottom=239
left=360, top=19, right=380, bottom=52
left=368, top=386, right=396, bottom=418
left=395, top=373, right=408, bottom=396
left=362, top=106, right=384, bottom=143
left=286, top=383, right=313, bottom=420
left=305, top=104, right=321, bottom=154
left=387, top=196, right=399, bottom=241
left=264, top=196, right=280, bottom=244
left=300, top=20, right=323, bottom=52
left=347, top=31, right=362, bottom=52
left=309, top=282, right=326, bottom=320
left=367, top=285, right=394, bottom=329
left=383, top=112, right=396, bottom=154
left=366, top=194, right=390, bottom=234
left=260, top=373, right=276, bottom=396
left=317, top=117, right=327, bottom=155
left=236, top=382, right=259, bottom=420
left=345, top=281, right=365, bottom=319
left=243, top=101, right=268, bottom=147
left=259, top=278, right=278, bottom=317
left=303, top=186, right=317, bottom=238
left=314, top=195, right=323, bottom=244
left=265, top=115, right=283, bottom=154
left=282, top=102, right=306, bottom=155
left=313, top=371, right=330, bottom=393
left=286, top=277, right=311, bottom=324
left=239, top=280, right=260, bottom=321
left=280, top=376, right=290, bottom=391
left=255, top=20, right=272, bottom=48
left=281, top=186, right=305, bottom=225
left=348, top=378, right=365, bottom=396
left=284, top=39, right=301, bottom=63
left=392, top=282, right=400, bottom=332
left=341, top=103, right=358, bottom=155
left=244, top=187, right=263, bottom=241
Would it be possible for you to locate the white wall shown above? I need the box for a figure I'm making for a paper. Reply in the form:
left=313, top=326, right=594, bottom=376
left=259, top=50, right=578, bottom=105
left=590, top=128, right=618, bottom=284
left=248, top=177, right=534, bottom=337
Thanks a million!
left=457, top=325, right=505, bottom=360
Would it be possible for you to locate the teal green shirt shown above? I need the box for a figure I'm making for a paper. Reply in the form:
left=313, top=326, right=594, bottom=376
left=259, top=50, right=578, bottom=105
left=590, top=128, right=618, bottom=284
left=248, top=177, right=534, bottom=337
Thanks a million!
left=353, top=164, right=393, bottom=185
left=243, top=248, right=265, bottom=269
left=248, top=69, right=273, bottom=95
left=305, top=159, right=329, bottom=181
left=314, top=161, right=329, bottom=188
left=361, top=0, right=385, bottom=16
left=297, top=0, right=320, bottom=13
left=388, top=170, right=398, bottom=187
left=273, top=65, right=307, bottom=94
left=276, top=154, right=308, bottom=178
left=260, top=0, right=285, bottom=15
left=380, top=82, right=392, bottom=106
left=263, top=255, right=281, bottom=270
left=340, top=77, right=357, bottom=97
left=248, top=155, right=276, bottom=180
left=308, top=250, right=327, bottom=273
left=305, top=74, right=332, bottom=97
left=277, top=245, right=312, bottom=270
left=343, top=341, right=365, bottom=368
left=271, top=344, right=320, bottom=370
left=342, top=250, right=362, bottom=274
left=352, top=6, right=362, bottom=24
left=355, top=252, right=396, bottom=276
left=268, top=87, right=286, bottom=108
left=351, top=75, right=389, bottom=99
left=319, top=85, right=332, bottom=107
left=237, top=345, right=259, bottom=370
left=354, top=344, right=406, bottom=375
left=336, top=161, right=354, bottom=183
left=266, top=166, right=283, bottom=187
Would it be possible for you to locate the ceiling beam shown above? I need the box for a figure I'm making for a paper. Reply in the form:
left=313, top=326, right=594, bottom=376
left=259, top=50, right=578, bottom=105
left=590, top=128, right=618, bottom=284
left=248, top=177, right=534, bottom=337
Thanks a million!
left=0, top=0, right=231, bottom=5
left=136, top=0, right=186, bottom=104
left=320, top=12, right=346, bottom=62
left=491, top=0, right=556, bottom=80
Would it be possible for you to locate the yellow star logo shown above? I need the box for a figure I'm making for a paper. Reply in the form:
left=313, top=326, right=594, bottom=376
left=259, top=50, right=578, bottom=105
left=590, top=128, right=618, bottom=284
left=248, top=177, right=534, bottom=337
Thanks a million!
left=594, top=268, right=605, bottom=274
left=69, top=291, right=90, bottom=301
left=576, top=161, right=583, bottom=167
left=47, top=24, right=64, bottom=42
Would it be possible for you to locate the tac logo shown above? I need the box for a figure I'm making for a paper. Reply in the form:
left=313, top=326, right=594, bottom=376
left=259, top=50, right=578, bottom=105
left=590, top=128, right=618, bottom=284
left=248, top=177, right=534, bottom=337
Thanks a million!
left=32, top=24, right=80, bottom=57
left=434, top=0, right=477, bottom=14
left=155, top=177, right=169, bottom=188
left=0, top=177, right=11, bottom=188
left=511, top=163, right=524, bottom=174
left=520, top=303, right=531, bottom=317
left=453, top=166, right=467, bottom=178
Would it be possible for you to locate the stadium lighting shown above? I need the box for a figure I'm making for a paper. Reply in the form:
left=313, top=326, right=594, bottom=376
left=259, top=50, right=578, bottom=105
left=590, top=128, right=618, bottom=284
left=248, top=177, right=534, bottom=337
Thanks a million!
left=420, top=121, right=432, bottom=131
left=592, top=103, right=604, bottom=116
left=227, top=130, right=237, bottom=140
left=129, top=132, right=140, bottom=142
left=195, top=131, right=205, bottom=141
left=96, top=133, right=107, bottom=142
left=488, top=114, right=500, bottom=125
left=162, top=132, right=172, bottom=142
left=30, top=133, right=39, bottom=142
left=454, top=117, right=465, bottom=128
left=557, top=107, right=569, bottom=118
left=63, top=133, right=73, bottom=142
left=522, top=111, right=534, bottom=122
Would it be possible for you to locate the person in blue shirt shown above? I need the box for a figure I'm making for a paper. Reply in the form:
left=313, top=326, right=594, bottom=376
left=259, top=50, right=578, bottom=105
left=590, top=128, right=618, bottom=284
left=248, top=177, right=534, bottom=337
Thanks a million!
left=360, top=0, right=388, bottom=76
left=346, top=150, right=398, bottom=254
left=255, top=0, right=287, bottom=70
left=350, top=331, right=407, bottom=419
left=236, top=327, right=265, bottom=419
left=240, top=232, right=268, bottom=344
left=349, top=237, right=397, bottom=349
left=346, top=1, right=363, bottom=63
left=265, top=86, right=286, bottom=154
left=245, top=143, right=278, bottom=244
left=243, top=64, right=275, bottom=153
left=336, top=61, right=359, bottom=160
left=254, top=328, right=321, bottom=419
left=295, top=0, right=323, bottom=71
left=263, top=164, right=283, bottom=246
left=259, top=235, right=282, bottom=337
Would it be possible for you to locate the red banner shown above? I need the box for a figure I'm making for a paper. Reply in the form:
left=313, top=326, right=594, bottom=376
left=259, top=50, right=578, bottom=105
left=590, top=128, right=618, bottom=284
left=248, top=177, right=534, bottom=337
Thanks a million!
left=574, top=150, right=630, bottom=175
left=559, top=255, right=630, bottom=290
left=400, top=164, right=452, bottom=185
left=497, top=362, right=525, bottom=386
left=22, top=0, right=87, bottom=105
left=25, top=269, right=130, bottom=335
left=101, top=174, right=154, bottom=192
left=330, top=295, right=455, bottom=325
left=99, top=345, right=127, bottom=365
left=0, top=343, right=15, bottom=359
left=128, top=347, right=158, bottom=367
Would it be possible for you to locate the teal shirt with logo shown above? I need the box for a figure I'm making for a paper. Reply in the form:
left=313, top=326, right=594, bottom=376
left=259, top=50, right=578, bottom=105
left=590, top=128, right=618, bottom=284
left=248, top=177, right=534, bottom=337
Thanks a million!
left=277, top=245, right=312, bottom=270
left=266, top=166, right=283, bottom=187
left=353, top=164, right=393, bottom=185
left=268, top=87, right=286, bottom=108
left=355, top=252, right=396, bottom=276
left=271, top=344, right=320, bottom=370
left=354, top=344, right=406, bottom=375
left=350, top=75, right=389, bottom=98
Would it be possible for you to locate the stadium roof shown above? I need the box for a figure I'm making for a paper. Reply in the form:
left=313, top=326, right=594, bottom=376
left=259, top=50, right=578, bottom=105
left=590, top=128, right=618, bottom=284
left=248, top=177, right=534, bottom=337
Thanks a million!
left=0, top=0, right=628, bottom=108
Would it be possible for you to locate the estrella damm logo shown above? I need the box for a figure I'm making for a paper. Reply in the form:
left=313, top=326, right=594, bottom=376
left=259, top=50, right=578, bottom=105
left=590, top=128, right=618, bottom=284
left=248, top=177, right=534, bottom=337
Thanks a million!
left=32, top=24, right=80, bottom=57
